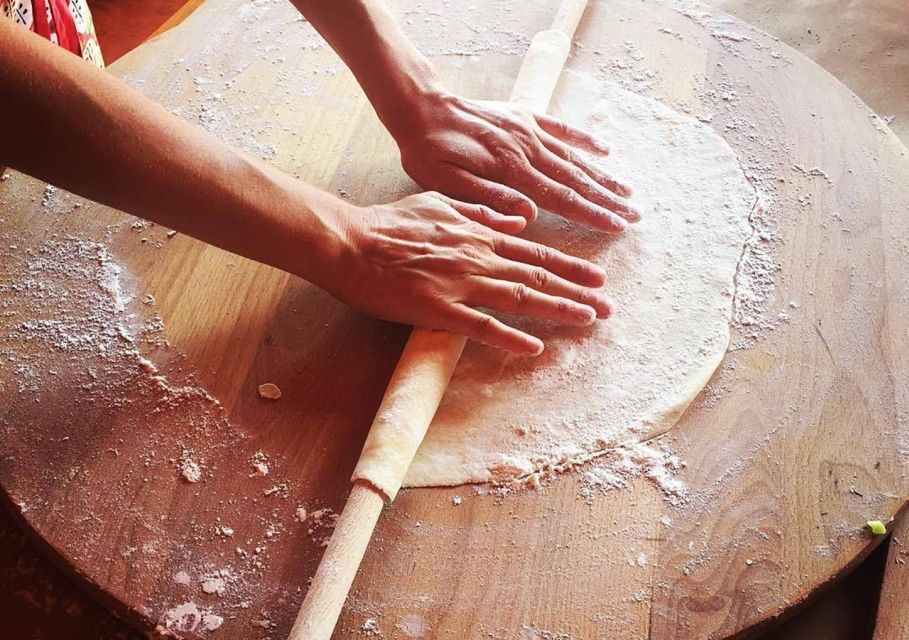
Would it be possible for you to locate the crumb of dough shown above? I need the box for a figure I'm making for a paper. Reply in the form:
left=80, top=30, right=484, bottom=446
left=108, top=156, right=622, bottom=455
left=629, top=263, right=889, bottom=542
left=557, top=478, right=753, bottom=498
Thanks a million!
left=263, top=483, right=288, bottom=497
left=200, top=568, right=231, bottom=596
left=179, top=455, right=202, bottom=483
left=295, top=506, right=308, bottom=522
left=309, top=508, right=337, bottom=526
left=201, top=577, right=225, bottom=595
left=249, top=451, right=270, bottom=477
left=362, top=618, right=382, bottom=636
left=158, top=601, right=222, bottom=634
left=173, top=570, right=192, bottom=586
left=451, top=496, right=462, bottom=506
left=257, top=382, right=282, bottom=400
left=202, top=614, right=224, bottom=631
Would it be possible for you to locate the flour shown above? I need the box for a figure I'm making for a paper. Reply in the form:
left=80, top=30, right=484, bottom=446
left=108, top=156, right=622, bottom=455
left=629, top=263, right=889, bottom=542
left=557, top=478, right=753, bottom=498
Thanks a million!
left=250, top=450, right=270, bottom=477
left=362, top=617, right=383, bottom=636
left=200, top=575, right=226, bottom=595
left=578, top=442, right=688, bottom=506
left=157, top=601, right=224, bottom=635
left=173, top=570, right=192, bottom=586
left=179, top=450, right=203, bottom=483
left=401, top=1, right=532, bottom=57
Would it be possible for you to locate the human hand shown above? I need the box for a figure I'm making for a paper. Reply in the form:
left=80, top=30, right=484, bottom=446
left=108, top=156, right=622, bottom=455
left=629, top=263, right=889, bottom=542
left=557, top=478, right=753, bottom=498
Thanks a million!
left=325, top=192, right=612, bottom=355
left=386, top=91, right=641, bottom=233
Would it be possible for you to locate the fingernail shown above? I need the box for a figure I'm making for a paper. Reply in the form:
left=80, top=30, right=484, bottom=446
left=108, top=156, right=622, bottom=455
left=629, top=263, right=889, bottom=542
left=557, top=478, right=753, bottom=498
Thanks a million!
left=610, top=215, right=628, bottom=232
left=591, top=264, right=608, bottom=284
left=590, top=295, right=613, bottom=316
left=576, top=305, right=597, bottom=325
left=507, top=215, right=528, bottom=231
left=528, top=338, right=544, bottom=356
left=625, top=206, right=643, bottom=222
left=524, top=200, right=539, bottom=222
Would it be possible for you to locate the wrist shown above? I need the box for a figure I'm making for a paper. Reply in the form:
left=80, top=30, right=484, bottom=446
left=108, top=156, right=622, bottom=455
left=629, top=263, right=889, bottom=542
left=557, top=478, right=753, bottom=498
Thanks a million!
left=271, top=178, right=358, bottom=288
left=369, top=58, right=446, bottom=140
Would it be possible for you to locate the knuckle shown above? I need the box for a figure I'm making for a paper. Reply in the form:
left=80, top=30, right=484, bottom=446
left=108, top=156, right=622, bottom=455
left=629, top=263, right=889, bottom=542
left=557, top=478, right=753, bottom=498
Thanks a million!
left=472, top=313, right=495, bottom=337
left=497, top=148, right=525, bottom=171
left=566, top=166, right=587, bottom=186
left=511, top=283, right=532, bottom=305
left=557, top=185, right=578, bottom=204
left=529, top=267, right=550, bottom=289
left=476, top=205, right=494, bottom=221
left=532, top=243, right=552, bottom=264
left=458, top=241, right=485, bottom=263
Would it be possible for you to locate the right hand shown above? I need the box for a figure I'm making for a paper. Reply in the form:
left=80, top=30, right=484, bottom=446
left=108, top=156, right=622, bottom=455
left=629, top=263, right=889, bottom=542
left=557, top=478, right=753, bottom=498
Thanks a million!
left=327, top=192, right=612, bottom=355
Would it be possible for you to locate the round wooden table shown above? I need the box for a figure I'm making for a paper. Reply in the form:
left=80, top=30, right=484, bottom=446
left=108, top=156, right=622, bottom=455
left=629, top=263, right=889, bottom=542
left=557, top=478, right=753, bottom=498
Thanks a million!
left=1, top=0, right=907, bottom=638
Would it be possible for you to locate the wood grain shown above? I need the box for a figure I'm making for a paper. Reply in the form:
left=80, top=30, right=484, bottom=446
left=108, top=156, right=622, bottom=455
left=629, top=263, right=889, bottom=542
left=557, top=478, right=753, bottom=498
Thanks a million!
left=1, top=1, right=907, bottom=639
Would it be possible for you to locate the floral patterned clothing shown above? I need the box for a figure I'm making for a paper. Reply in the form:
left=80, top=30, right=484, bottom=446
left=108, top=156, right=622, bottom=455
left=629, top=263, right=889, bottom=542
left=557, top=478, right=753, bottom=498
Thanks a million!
left=2, top=0, right=104, bottom=68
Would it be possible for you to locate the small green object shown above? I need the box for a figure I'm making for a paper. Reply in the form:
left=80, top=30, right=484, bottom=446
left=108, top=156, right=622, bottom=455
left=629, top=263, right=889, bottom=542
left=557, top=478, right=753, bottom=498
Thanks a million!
left=867, top=520, right=887, bottom=535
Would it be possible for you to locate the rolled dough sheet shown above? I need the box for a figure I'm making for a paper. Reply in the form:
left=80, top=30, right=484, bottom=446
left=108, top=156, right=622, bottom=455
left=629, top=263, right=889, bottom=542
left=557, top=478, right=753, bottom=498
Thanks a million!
left=403, top=70, right=756, bottom=487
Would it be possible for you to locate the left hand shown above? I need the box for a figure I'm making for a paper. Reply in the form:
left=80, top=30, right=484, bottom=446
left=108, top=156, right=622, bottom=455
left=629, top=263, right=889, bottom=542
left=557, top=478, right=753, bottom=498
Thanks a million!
left=387, top=90, right=641, bottom=234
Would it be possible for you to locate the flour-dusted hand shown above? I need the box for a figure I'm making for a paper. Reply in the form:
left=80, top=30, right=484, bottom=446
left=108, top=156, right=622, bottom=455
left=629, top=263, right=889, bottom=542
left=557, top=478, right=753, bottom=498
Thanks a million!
left=387, top=93, right=642, bottom=233
left=329, top=193, right=612, bottom=355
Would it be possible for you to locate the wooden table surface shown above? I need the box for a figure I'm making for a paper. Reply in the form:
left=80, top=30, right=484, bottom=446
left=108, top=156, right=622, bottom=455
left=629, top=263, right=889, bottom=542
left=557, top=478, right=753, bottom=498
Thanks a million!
left=1, top=1, right=907, bottom=639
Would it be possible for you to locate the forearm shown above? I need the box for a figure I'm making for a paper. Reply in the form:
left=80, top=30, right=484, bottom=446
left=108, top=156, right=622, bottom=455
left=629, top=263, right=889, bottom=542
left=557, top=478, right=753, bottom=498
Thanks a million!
left=290, top=0, right=440, bottom=138
left=0, top=20, right=348, bottom=284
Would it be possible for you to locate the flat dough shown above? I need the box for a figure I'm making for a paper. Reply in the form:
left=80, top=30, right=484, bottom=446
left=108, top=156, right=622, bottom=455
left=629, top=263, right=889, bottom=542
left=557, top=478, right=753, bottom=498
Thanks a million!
left=403, top=71, right=756, bottom=487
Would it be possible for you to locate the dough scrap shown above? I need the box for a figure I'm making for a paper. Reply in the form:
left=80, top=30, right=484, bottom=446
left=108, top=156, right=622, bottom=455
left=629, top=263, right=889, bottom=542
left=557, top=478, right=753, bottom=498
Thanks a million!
left=403, top=71, right=755, bottom=487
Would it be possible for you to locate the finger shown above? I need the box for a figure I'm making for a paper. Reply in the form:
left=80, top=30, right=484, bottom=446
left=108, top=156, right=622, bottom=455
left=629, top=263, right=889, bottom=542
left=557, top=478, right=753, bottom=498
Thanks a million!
left=436, top=164, right=538, bottom=221
left=517, top=165, right=632, bottom=233
left=493, top=234, right=608, bottom=288
left=432, top=195, right=527, bottom=235
left=486, top=259, right=613, bottom=317
left=537, top=129, right=633, bottom=198
left=446, top=304, right=544, bottom=355
left=533, top=149, right=642, bottom=224
left=534, top=113, right=610, bottom=156
left=468, top=277, right=597, bottom=326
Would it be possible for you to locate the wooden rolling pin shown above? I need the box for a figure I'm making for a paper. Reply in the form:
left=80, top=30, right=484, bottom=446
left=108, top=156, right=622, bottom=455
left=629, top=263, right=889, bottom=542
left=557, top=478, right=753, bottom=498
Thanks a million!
left=287, top=1, right=589, bottom=638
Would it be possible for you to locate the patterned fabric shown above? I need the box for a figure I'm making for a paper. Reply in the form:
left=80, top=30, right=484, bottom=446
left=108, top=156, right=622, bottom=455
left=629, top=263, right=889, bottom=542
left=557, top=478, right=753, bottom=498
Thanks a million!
left=1, top=0, right=104, bottom=67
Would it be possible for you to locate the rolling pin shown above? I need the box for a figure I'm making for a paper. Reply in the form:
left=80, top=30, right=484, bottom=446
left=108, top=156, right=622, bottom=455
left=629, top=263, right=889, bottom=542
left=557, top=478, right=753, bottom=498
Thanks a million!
left=288, top=1, right=589, bottom=637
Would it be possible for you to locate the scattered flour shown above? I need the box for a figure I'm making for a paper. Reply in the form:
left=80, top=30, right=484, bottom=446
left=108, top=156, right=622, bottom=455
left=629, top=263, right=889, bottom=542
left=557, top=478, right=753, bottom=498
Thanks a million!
left=362, top=617, right=382, bottom=636
left=157, top=601, right=224, bottom=635
left=173, top=570, right=192, bottom=587
left=179, top=451, right=203, bottom=483
left=577, top=442, right=688, bottom=506
left=250, top=451, right=271, bottom=477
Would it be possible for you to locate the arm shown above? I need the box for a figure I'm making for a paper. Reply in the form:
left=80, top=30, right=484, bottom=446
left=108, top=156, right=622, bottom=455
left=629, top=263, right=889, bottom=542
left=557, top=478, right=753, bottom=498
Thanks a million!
left=291, top=0, right=641, bottom=233
left=0, top=20, right=612, bottom=354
